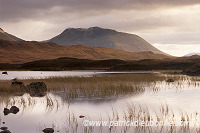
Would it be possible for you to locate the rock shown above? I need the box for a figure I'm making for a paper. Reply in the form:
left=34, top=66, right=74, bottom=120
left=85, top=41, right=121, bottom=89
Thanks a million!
left=3, top=106, right=19, bottom=115
left=28, top=82, right=47, bottom=91
left=0, top=130, right=11, bottom=133
left=29, top=92, right=47, bottom=97
left=11, top=81, right=25, bottom=88
left=166, top=79, right=174, bottom=83
left=0, top=127, right=8, bottom=130
left=42, top=128, right=54, bottom=133
left=3, top=108, right=11, bottom=116
left=10, top=106, right=19, bottom=114
left=27, top=82, right=47, bottom=97
left=79, top=115, right=85, bottom=118
left=2, top=72, right=8, bottom=75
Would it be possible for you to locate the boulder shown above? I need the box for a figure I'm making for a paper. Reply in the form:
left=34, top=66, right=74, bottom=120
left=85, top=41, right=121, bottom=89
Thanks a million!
left=27, top=82, right=47, bottom=91
left=3, top=108, right=11, bottom=116
left=2, top=72, right=8, bottom=75
left=29, top=92, right=47, bottom=97
left=10, top=106, right=19, bottom=114
left=42, top=128, right=54, bottom=133
left=3, top=106, right=20, bottom=116
left=27, top=82, right=47, bottom=97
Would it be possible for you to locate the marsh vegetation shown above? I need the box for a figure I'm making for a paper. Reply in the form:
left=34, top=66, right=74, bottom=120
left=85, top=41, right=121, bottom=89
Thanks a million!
left=1, top=72, right=200, bottom=133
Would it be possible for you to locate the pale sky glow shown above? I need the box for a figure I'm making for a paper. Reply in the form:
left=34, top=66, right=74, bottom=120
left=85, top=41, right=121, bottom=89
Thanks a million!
left=1, top=0, right=200, bottom=56
left=153, top=43, right=200, bottom=56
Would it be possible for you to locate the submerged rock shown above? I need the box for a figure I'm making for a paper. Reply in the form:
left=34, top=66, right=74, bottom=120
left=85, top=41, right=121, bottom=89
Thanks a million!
left=42, top=128, right=54, bottom=133
left=0, top=130, right=11, bottom=133
left=0, top=127, right=8, bottom=130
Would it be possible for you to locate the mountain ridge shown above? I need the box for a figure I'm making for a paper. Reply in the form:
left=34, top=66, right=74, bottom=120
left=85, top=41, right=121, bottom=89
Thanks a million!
left=48, top=27, right=166, bottom=55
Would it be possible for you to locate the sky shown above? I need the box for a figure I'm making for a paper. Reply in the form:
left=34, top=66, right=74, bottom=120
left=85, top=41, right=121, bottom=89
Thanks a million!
left=0, top=0, right=200, bottom=56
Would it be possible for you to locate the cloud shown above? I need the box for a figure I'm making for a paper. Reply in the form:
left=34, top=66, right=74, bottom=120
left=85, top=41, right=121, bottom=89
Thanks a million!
left=0, top=0, right=200, bottom=47
left=0, top=0, right=199, bottom=22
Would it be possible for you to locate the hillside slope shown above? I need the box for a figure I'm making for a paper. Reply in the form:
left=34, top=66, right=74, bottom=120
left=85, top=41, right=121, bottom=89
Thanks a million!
left=0, top=39, right=170, bottom=64
left=0, top=28, right=23, bottom=41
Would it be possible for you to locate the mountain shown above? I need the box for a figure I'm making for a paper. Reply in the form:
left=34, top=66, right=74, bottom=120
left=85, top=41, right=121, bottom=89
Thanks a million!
left=184, top=52, right=200, bottom=57
left=0, top=28, right=23, bottom=41
left=0, top=39, right=170, bottom=64
left=48, top=27, right=166, bottom=55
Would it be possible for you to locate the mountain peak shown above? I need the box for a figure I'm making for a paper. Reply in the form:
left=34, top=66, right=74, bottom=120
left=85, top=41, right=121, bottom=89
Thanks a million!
left=49, top=27, right=166, bottom=55
left=64, top=27, right=116, bottom=33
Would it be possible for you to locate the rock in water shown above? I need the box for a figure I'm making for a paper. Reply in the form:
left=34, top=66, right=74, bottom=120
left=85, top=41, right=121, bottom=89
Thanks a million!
left=2, top=72, right=8, bottom=75
left=3, top=106, right=20, bottom=115
left=0, top=127, right=8, bottom=130
left=79, top=115, right=85, bottom=118
left=0, top=130, right=11, bottom=133
left=10, top=106, right=19, bottom=114
left=28, top=82, right=47, bottom=91
left=27, top=82, right=47, bottom=97
left=42, top=128, right=54, bottom=133
left=3, top=108, right=11, bottom=116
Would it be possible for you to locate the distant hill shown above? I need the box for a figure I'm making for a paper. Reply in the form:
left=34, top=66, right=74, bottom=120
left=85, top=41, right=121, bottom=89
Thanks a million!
left=184, top=53, right=200, bottom=57
left=0, top=28, right=23, bottom=41
left=0, top=39, right=170, bottom=64
left=20, top=57, right=128, bottom=70
left=1, top=54, right=199, bottom=73
left=48, top=27, right=166, bottom=55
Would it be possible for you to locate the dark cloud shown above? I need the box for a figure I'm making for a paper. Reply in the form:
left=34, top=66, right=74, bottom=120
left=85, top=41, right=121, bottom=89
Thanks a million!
left=0, top=0, right=199, bottom=22
left=0, top=0, right=200, bottom=50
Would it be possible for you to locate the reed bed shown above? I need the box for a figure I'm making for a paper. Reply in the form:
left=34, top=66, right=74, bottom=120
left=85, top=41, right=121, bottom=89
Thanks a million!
left=0, top=73, right=200, bottom=102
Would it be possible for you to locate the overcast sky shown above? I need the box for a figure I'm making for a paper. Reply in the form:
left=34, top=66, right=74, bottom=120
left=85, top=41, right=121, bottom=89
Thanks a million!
left=0, top=0, right=200, bottom=56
